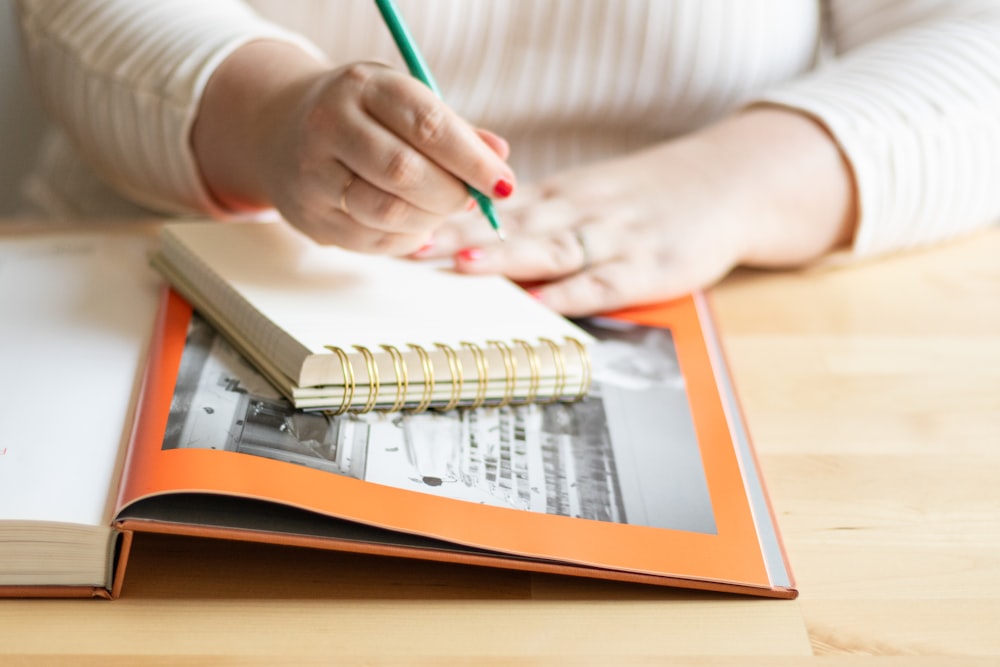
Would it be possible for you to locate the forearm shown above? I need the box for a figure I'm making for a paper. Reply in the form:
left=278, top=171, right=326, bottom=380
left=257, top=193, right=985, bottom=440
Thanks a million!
left=192, top=40, right=328, bottom=213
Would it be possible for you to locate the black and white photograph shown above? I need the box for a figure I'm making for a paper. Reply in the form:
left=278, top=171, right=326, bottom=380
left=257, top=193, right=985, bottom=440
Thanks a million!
left=163, top=312, right=716, bottom=534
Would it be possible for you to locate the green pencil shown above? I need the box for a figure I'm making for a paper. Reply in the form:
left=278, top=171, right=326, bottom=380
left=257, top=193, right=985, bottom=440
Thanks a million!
left=373, top=0, right=506, bottom=241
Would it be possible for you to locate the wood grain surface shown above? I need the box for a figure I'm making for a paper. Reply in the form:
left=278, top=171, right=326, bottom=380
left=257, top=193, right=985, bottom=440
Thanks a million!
left=2, top=225, right=998, bottom=665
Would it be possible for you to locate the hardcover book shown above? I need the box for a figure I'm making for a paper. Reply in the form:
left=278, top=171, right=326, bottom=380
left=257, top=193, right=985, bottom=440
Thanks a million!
left=0, top=226, right=795, bottom=599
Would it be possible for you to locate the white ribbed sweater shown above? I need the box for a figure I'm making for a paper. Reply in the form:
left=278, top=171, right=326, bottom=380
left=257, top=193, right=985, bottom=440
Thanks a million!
left=14, top=0, right=1000, bottom=257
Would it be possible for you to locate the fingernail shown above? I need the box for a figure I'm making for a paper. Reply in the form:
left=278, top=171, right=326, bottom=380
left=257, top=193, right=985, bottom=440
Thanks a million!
left=410, top=239, right=434, bottom=257
left=492, top=179, right=514, bottom=198
left=456, top=247, right=484, bottom=262
left=464, top=198, right=477, bottom=211
left=525, top=288, right=543, bottom=301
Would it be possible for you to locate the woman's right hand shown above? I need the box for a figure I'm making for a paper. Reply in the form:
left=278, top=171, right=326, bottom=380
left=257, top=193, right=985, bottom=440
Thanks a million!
left=193, top=41, right=514, bottom=255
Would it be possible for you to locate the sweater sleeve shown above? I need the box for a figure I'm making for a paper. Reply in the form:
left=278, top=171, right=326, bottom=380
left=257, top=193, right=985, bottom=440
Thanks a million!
left=14, top=0, right=325, bottom=217
left=757, top=0, right=1000, bottom=257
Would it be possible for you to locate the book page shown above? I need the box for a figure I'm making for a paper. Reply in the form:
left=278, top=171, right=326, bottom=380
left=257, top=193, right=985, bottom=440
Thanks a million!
left=145, top=308, right=714, bottom=533
left=117, top=291, right=781, bottom=588
left=0, top=229, right=161, bottom=526
left=158, top=221, right=593, bottom=389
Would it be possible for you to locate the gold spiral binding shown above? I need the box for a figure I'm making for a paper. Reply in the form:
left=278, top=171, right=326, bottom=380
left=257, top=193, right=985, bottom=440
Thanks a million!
left=325, top=334, right=588, bottom=413
left=380, top=344, right=408, bottom=412
left=487, top=340, right=517, bottom=407
left=407, top=343, right=435, bottom=412
left=512, top=338, right=541, bottom=404
left=565, top=336, right=592, bottom=401
left=461, top=341, right=489, bottom=409
left=434, top=343, right=464, bottom=411
left=537, top=337, right=567, bottom=403
left=353, top=345, right=380, bottom=413
left=324, top=345, right=356, bottom=414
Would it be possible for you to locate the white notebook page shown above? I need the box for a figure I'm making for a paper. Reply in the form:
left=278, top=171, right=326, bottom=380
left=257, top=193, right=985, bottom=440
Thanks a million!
left=161, top=221, right=590, bottom=384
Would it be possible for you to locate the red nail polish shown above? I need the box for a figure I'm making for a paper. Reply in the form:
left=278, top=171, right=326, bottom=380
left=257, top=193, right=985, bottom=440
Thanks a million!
left=456, top=247, right=484, bottom=262
left=411, top=240, right=434, bottom=257
left=492, top=179, right=514, bottom=198
left=465, top=198, right=477, bottom=211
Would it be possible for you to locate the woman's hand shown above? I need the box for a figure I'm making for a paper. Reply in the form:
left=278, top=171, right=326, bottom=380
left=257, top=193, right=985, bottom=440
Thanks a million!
left=193, top=41, right=514, bottom=255
left=424, top=107, right=858, bottom=316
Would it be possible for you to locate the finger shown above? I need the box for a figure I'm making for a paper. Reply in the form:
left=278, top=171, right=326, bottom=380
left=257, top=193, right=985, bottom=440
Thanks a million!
left=339, top=172, right=443, bottom=236
left=531, top=252, right=740, bottom=317
left=422, top=208, right=504, bottom=257
left=283, top=157, right=438, bottom=240
left=527, top=262, right=643, bottom=317
left=475, top=128, right=510, bottom=160
left=452, top=223, right=621, bottom=282
left=289, top=166, right=436, bottom=255
left=422, top=185, right=569, bottom=257
left=333, top=105, right=471, bottom=215
left=296, top=205, right=431, bottom=256
left=363, top=73, right=516, bottom=201
left=318, top=66, right=473, bottom=214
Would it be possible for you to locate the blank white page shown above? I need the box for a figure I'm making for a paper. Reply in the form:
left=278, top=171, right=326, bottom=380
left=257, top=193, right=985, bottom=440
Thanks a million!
left=0, top=229, right=162, bottom=525
left=160, top=221, right=590, bottom=381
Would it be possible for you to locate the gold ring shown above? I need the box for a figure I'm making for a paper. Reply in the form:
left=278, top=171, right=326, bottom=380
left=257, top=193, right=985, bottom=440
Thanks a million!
left=340, top=173, right=356, bottom=217
left=573, top=228, right=590, bottom=271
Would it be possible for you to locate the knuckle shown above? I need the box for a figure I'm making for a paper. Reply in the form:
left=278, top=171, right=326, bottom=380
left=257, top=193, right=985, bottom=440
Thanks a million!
left=383, top=148, right=424, bottom=190
left=338, top=62, right=375, bottom=87
left=321, top=64, right=373, bottom=114
left=411, top=103, right=449, bottom=146
left=548, top=231, right=583, bottom=270
left=372, top=193, right=412, bottom=229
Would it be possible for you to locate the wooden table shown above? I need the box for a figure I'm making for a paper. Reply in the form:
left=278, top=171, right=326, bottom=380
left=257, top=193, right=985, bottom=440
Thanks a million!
left=3, top=227, right=998, bottom=665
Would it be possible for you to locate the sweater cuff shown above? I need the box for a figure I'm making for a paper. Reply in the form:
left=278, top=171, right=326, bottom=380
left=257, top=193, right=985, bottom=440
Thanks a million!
left=755, top=14, right=1000, bottom=258
left=17, top=0, right=326, bottom=219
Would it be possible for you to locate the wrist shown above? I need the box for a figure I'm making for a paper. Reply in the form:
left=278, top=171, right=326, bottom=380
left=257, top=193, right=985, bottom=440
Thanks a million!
left=692, top=106, right=858, bottom=268
left=192, top=40, right=327, bottom=212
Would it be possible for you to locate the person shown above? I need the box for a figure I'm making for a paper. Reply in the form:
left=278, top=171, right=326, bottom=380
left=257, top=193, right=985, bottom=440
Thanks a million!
left=14, top=0, right=1000, bottom=316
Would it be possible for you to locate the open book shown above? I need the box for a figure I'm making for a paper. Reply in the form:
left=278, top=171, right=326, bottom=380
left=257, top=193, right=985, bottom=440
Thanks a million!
left=152, top=221, right=593, bottom=412
left=0, top=226, right=795, bottom=599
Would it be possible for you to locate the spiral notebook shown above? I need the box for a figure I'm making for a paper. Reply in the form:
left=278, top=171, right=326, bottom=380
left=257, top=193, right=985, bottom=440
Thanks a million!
left=151, top=221, right=593, bottom=412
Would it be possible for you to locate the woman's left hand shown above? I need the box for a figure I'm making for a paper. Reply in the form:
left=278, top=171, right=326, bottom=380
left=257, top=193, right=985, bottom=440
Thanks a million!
left=420, top=108, right=857, bottom=316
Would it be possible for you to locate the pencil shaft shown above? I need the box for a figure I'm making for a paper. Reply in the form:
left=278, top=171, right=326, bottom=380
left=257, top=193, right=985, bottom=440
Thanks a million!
left=374, top=0, right=440, bottom=94
left=373, top=0, right=505, bottom=239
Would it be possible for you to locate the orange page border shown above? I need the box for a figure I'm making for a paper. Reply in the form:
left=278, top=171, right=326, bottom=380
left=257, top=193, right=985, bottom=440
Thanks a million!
left=117, top=289, right=769, bottom=587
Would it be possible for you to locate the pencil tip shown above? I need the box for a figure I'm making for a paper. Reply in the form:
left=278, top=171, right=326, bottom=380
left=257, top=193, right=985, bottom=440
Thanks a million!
left=470, top=187, right=506, bottom=241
